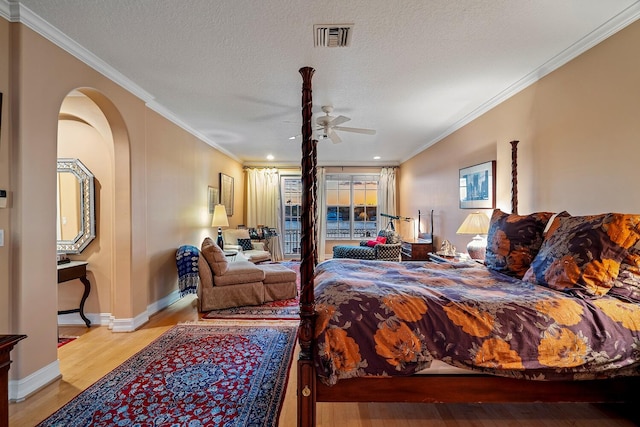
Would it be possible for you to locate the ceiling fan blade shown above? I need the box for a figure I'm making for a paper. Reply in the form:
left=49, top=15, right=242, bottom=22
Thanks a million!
left=328, top=115, right=350, bottom=126
left=333, top=126, right=376, bottom=135
left=327, top=128, right=342, bottom=144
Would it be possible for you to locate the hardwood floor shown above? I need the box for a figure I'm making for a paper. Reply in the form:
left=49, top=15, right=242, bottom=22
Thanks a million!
left=10, top=295, right=639, bottom=426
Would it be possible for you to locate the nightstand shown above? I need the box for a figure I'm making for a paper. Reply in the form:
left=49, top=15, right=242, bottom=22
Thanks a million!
left=401, top=239, right=433, bottom=261
left=428, top=252, right=482, bottom=265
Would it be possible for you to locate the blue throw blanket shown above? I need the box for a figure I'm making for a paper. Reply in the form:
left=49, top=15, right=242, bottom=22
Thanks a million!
left=175, top=245, right=199, bottom=297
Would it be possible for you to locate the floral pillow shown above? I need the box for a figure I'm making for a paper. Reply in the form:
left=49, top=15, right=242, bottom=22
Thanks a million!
left=522, top=213, right=640, bottom=297
left=484, top=209, right=554, bottom=278
left=608, top=242, right=640, bottom=302
left=237, top=238, right=253, bottom=251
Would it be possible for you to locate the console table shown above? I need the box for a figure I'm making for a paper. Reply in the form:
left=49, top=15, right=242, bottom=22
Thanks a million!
left=400, top=239, right=434, bottom=261
left=1, top=335, right=26, bottom=426
left=57, top=261, right=92, bottom=327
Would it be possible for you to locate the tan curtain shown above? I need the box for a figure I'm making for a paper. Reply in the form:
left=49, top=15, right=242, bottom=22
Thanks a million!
left=245, top=168, right=284, bottom=261
left=378, top=167, right=397, bottom=233
left=316, top=167, right=326, bottom=261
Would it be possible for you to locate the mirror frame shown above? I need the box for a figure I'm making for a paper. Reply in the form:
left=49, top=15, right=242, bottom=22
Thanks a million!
left=57, top=158, right=96, bottom=254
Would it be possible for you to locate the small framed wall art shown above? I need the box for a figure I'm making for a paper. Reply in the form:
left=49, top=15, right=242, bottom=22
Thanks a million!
left=459, top=160, right=495, bottom=209
left=220, top=173, right=234, bottom=216
left=207, top=186, right=219, bottom=214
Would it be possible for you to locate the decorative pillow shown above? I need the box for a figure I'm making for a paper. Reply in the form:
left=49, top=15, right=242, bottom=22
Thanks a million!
left=485, top=209, right=554, bottom=279
left=522, top=213, right=640, bottom=297
left=366, top=240, right=378, bottom=247
left=608, top=242, right=640, bottom=302
left=378, top=230, right=399, bottom=244
left=376, top=236, right=387, bottom=244
left=200, top=237, right=229, bottom=277
left=237, top=238, right=253, bottom=251
left=222, top=228, right=250, bottom=246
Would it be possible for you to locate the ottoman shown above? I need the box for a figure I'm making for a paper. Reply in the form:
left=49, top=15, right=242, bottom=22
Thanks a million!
left=258, top=264, right=298, bottom=302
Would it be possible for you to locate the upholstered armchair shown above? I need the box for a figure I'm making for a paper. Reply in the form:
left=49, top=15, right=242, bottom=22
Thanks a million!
left=197, top=237, right=265, bottom=311
left=332, top=229, right=402, bottom=261
left=221, top=228, right=271, bottom=263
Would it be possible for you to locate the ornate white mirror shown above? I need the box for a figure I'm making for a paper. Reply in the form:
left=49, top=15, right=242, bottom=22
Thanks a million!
left=56, top=158, right=95, bottom=254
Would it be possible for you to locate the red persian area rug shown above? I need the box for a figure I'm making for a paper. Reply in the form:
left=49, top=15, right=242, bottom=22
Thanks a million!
left=57, top=336, right=77, bottom=348
left=203, top=261, right=300, bottom=320
left=38, top=322, right=297, bottom=427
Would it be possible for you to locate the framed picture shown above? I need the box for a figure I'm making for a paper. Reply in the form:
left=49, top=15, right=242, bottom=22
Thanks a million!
left=459, top=160, right=495, bottom=209
left=220, top=173, right=234, bottom=216
left=207, top=186, right=219, bottom=214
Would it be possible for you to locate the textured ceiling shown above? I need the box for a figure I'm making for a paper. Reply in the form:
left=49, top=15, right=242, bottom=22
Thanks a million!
left=11, top=0, right=640, bottom=166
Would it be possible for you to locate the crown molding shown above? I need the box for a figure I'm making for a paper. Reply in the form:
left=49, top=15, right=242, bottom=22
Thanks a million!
left=10, top=2, right=154, bottom=102
left=0, top=0, right=17, bottom=21
left=146, top=101, right=242, bottom=163
left=401, top=2, right=640, bottom=163
left=3, top=0, right=237, bottom=160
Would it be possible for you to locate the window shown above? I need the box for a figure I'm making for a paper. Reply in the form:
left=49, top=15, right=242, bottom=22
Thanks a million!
left=281, top=176, right=302, bottom=256
left=326, top=174, right=378, bottom=240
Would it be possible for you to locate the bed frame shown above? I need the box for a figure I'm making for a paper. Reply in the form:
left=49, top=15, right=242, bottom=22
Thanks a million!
left=295, top=66, right=637, bottom=427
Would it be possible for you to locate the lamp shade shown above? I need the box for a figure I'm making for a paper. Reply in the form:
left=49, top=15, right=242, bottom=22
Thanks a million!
left=211, top=204, right=229, bottom=249
left=456, top=212, right=490, bottom=260
left=456, top=212, right=490, bottom=235
left=211, top=204, right=229, bottom=228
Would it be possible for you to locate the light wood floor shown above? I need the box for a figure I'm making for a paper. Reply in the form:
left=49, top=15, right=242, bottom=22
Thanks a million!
left=10, top=295, right=640, bottom=427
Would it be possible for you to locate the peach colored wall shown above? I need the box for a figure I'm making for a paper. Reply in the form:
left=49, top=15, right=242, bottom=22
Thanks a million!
left=0, top=17, right=10, bottom=334
left=399, top=20, right=640, bottom=254
left=1, top=20, right=244, bottom=396
left=144, top=109, right=244, bottom=303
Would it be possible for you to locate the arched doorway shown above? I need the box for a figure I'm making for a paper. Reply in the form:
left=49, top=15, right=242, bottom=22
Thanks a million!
left=56, top=88, right=132, bottom=329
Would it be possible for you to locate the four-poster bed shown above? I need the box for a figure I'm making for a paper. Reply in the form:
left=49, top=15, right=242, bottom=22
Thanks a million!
left=296, top=66, right=640, bottom=427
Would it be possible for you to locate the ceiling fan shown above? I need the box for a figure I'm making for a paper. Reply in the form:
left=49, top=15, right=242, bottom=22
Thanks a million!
left=314, top=105, right=376, bottom=144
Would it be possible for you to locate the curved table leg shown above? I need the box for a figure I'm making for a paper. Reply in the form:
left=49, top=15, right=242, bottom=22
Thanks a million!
left=78, top=276, right=92, bottom=327
left=58, top=275, right=92, bottom=327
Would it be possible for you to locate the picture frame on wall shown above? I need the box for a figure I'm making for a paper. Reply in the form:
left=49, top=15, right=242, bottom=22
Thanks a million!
left=220, top=173, right=234, bottom=216
left=459, top=160, right=496, bottom=209
left=207, top=186, right=219, bottom=214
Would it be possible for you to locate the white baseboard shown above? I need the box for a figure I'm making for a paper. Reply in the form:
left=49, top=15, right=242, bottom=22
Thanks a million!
left=9, top=360, right=61, bottom=402
left=19, top=290, right=184, bottom=401
left=57, top=290, right=180, bottom=331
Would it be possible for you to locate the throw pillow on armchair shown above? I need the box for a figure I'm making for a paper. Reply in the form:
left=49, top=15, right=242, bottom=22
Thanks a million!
left=238, top=238, right=253, bottom=251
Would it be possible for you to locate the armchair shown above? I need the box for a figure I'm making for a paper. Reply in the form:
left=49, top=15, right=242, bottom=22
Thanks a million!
left=222, top=228, right=271, bottom=263
left=332, top=229, right=402, bottom=261
left=197, top=237, right=265, bottom=311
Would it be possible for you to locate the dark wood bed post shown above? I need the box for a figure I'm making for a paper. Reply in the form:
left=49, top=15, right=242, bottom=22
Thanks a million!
left=312, top=138, right=319, bottom=267
left=298, top=66, right=317, bottom=427
left=510, top=140, right=519, bottom=214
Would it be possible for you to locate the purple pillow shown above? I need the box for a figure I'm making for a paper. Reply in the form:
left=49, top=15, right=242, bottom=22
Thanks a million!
left=523, top=213, right=640, bottom=297
left=485, top=209, right=554, bottom=279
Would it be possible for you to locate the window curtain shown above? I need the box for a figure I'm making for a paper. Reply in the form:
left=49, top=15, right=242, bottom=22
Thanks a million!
left=378, top=167, right=397, bottom=232
left=245, top=168, right=284, bottom=261
left=316, top=167, right=326, bottom=261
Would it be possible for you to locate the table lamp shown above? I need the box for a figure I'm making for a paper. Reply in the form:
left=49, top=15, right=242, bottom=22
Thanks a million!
left=456, top=211, right=490, bottom=260
left=211, top=204, right=229, bottom=249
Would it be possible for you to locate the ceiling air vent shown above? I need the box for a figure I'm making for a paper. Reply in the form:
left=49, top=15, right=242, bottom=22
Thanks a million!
left=314, top=24, right=353, bottom=47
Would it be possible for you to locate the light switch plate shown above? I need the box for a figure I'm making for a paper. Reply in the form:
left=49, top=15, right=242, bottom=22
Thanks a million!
left=0, top=229, right=4, bottom=247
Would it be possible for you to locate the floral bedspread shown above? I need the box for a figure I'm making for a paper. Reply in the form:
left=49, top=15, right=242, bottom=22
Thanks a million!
left=313, top=259, right=640, bottom=386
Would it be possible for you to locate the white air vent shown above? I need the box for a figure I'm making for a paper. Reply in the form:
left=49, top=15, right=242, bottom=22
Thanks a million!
left=314, top=24, right=353, bottom=47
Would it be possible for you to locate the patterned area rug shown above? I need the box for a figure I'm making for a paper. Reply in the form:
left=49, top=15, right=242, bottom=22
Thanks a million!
left=203, top=261, right=300, bottom=320
left=57, top=336, right=77, bottom=348
left=38, top=322, right=297, bottom=427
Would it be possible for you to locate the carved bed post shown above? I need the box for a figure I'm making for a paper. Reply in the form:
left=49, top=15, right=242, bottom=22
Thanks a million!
left=298, top=66, right=317, bottom=427
left=510, top=140, right=519, bottom=215
left=312, top=140, right=318, bottom=266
